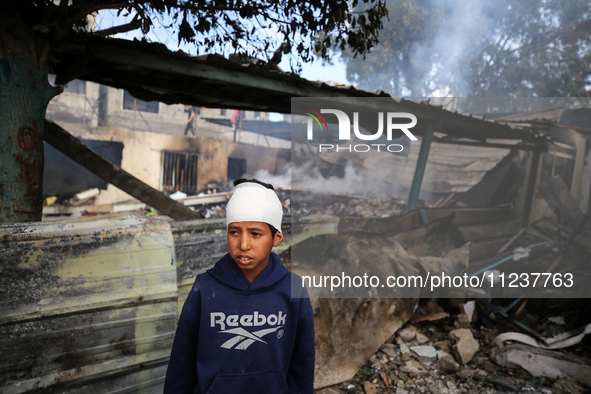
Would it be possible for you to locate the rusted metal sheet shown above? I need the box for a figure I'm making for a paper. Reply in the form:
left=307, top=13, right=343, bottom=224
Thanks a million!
left=171, top=218, right=228, bottom=315
left=0, top=212, right=177, bottom=393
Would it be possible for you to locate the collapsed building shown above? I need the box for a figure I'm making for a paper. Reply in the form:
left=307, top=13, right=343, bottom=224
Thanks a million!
left=1, top=33, right=591, bottom=393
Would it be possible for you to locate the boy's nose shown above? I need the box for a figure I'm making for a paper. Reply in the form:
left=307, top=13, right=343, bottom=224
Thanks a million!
left=239, top=234, right=250, bottom=250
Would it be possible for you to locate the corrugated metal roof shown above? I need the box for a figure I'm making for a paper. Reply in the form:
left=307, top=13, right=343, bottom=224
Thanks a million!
left=48, top=35, right=549, bottom=145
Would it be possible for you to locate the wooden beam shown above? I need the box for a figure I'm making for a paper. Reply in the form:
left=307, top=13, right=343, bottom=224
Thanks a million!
left=43, top=120, right=200, bottom=220
left=522, top=146, right=543, bottom=227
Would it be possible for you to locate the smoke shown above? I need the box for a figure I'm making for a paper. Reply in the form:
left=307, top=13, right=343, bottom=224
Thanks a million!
left=251, top=163, right=292, bottom=189
left=249, top=158, right=407, bottom=198
left=292, top=158, right=407, bottom=198
left=410, top=0, right=494, bottom=96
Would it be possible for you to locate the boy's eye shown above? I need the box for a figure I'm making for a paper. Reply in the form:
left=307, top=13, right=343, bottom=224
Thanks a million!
left=252, top=232, right=262, bottom=237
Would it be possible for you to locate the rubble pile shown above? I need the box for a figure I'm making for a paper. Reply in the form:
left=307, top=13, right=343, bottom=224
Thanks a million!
left=316, top=298, right=591, bottom=394
left=291, top=191, right=405, bottom=217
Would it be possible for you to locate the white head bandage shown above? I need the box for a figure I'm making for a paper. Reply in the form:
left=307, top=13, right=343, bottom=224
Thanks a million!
left=226, top=181, right=283, bottom=232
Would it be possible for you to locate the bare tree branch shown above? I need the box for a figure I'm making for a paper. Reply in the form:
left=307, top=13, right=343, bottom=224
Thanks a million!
left=64, top=2, right=134, bottom=28
left=95, top=17, right=142, bottom=37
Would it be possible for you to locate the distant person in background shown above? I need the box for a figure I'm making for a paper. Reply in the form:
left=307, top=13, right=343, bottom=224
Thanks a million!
left=184, top=105, right=197, bottom=138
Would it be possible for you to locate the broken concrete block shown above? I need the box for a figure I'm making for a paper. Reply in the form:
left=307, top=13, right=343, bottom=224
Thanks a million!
left=434, top=340, right=452, bottom=355
left=491, top=344, right=591, bottom=387
left=416, top=332, right=429, bottom=344
left=454, top=313, right=472, bottom=329
left=397, top=326, right=417, bottom=341
left=456, top=368, right=475, bottom=380
left=399, top=360, right=429, bottom=376
left=450, top=328, right=480, bottom=364
left=435, top=350, right=461, bottom=373
left=410, top=345, right=437, bottom=362
left=380, top=343, right=398, bottom=358
left=396, top=337, right=412, bottom=361
left=363, top=381, right=377, bottom=394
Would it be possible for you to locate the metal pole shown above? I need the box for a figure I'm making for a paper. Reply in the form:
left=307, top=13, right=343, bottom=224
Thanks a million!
left=522, top=146, right=543, bottom=227
left=406, top=122, right=435, bottom=211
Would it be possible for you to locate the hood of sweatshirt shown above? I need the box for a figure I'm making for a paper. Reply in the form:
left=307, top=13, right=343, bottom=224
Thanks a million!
left=207, top=252, right=289, bottom=293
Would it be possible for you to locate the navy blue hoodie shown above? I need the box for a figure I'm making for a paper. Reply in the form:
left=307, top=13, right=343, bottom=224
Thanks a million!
left=164, top=252, right=315, bottom=394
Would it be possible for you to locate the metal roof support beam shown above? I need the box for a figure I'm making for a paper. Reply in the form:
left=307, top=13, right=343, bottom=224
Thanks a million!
left=406, top=121, right=436, bottom=211
left=432, top=138, right=541, bottom=151
left=521, top=144, right=544, bottom=227
left=44, top=120, right=200, bottom=221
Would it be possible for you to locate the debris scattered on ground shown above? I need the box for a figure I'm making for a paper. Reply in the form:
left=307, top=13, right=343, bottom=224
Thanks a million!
left=315, top=298, right=591, bottom=394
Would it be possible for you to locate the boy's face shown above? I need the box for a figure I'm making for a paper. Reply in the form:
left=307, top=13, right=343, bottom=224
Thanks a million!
left=227, top=221, right=283, bottom=283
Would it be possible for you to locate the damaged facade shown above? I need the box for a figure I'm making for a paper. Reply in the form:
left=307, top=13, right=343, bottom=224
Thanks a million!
left=1, top=32, right=591, bottom=393
left=43, top=77, right=289, bottom=216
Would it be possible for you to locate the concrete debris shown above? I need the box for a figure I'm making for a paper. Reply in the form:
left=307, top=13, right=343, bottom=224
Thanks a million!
left=396, top=337, right=412, bottom=361
left=379, top=343, right=398, bottom=358
left=416, top=332, right=429, bottom=344
left=399, top=360, right=429, bottom=376
left=434, top=341, right=452, bottom=355
left=310, top=297, right=417, bottom=389
left=552, top=377, right=586, bottom=394
left=450, top=329, right=480, bottom=365
left=410, top=345, right=437, bottom=362
left=435, top=350, right=461, bottom=373
left=453, top=313, right=472, bottom=329
left=362, top=380, right=377, bottom=394
left=397, top=326, right=417, bottom=342
left=491, top=344, right=591, bottom=387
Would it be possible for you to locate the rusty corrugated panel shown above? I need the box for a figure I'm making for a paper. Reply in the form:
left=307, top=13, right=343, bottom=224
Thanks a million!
left=171, top=218, right=229, bottom=317
left=0, top=212, right=177, bottom=393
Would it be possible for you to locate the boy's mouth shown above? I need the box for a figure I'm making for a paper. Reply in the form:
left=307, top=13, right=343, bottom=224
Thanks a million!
left=236, top=255, right=254, bottom=264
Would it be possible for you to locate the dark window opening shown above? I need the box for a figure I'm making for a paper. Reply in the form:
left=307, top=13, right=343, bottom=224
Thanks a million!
left=162, top=151, right=199, bottom=194
left=123, top=90, right=159, bottom=113
left=220, top=109, right=227, bottom=116
left=227, top=157, right=247, bottom=185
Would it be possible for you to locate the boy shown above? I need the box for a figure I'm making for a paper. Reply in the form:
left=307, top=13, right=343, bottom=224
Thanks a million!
left=164, top=179, right=315, bottom=394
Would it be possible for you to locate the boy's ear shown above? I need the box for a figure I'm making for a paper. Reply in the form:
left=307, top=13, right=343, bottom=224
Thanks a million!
left=272, top=231, right=284, bottom=247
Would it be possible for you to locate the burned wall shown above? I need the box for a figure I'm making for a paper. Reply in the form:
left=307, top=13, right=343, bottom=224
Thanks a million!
left=43, top=125, right=290, bottom=206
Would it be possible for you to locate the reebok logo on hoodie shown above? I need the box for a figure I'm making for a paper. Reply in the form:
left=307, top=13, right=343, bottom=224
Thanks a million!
left=210, top=311, right=287, bottom=350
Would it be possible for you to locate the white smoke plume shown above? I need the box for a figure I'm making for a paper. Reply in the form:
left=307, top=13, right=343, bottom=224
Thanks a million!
left=251, top=163, right=292, bottom=189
